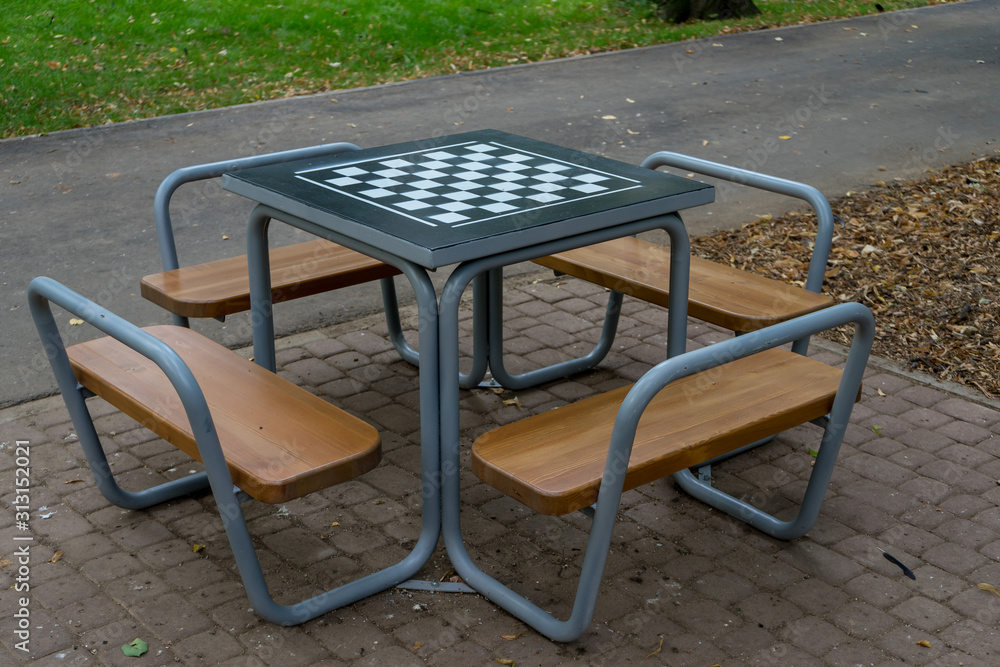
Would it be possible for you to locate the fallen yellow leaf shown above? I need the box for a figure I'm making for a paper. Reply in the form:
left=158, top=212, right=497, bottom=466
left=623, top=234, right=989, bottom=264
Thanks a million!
left=978, top=582, right=1000, bottom=597
left=916, top=640, right=932, bottom=648
left=69, top=318, right=84, bottom=326
left=412, top=641, right=424, bottom=651
left=496, top=659, right=516, bottom=666
left=192, top=544, right=206, bottom=553
left=779, top=135, right=792, bottom=140
left=49, top=551, right=63, bottom=563
left=645, top=636, right=664, bottom=658
left=601, top=115, right=617, bottom=120
left=500, top=632, right=523, bottom=640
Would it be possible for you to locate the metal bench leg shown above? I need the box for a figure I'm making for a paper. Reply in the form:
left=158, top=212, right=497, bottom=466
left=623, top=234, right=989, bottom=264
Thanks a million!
left=370, top=274, right=491, bottom=389
left=486, top=268, right=623, bottom=390
left=64, top=384, right=210, bottom=510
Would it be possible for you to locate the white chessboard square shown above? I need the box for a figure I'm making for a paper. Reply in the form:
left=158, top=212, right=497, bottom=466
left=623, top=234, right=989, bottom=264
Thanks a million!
left=415, top=169, right=448, bottom=179
left=439, top=201, right=475, bottom=212
left=335, top=166, right=369, bottom=177
left=369, top=178, right=403, bottom=188
left=571, top=183, right=608, bottom=194
left=451, top=181, right=485, bottom=191
left=527, top=192, right=564, bottom=203
left=397, top=189, right=436, bottom=200
left=496, top=162, right=532, bottom=173
left=425, top=152, right=457, bottom=161
left=442, top=190, right=477, bottom=202
left=535, top=172, right=568, bottom=183
left=326, top=176, right=361, bottom=186
left=419, top=160, right=452, bottom=169
left=381, top=159, right=412, bottom=169
left=573, top=173, right=610, bottom=183
left=499, top=153, right=533, bottom=162
left=457, top=161, right=491, bottom=171
left=485, top=191, right=520, bottom=203
left=495, top=172, right=529, bottom=182
left=397, top=200, right=433, bottom=211
left=528, top=182, right=565, bottom=193
left=467, top=144, right=500, bottom=152
left=431, top=212, right=470, bottom=224
left=374, top=168, right=408, bottom=178
left=489, top=182, right=527, bottom=192
left=360, top=188, right=395, bottom=199
left=482, top=202, right=518, bottom=214
left=463, top=153, right=495, bottom=162
left=410, top=180, right=444, bottom=189
left=453, top=171, right=489, bottom=181
left=537, top=163, right=571, bottom=173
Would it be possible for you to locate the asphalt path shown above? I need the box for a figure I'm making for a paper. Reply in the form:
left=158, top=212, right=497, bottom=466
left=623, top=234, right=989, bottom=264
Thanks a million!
left=2, top=0, right=998, bottom=407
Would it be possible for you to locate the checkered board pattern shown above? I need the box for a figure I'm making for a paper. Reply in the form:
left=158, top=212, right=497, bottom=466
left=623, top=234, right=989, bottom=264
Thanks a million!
left=293, top=140, right=643, bottom=228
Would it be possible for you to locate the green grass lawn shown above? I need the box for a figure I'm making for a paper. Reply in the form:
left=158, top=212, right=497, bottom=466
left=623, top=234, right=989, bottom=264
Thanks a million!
left=1, top=0, right=944, bottom=138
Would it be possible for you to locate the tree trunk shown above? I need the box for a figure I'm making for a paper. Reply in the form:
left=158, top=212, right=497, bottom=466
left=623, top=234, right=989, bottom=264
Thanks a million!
left=655, top=0, right=761, bottom=23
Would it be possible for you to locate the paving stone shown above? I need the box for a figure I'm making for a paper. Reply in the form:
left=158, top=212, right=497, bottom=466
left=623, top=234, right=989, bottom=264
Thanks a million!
left=823, top=639, right=892, bottom=666
left=938, top=493, right=994, bottom=518
left=936, top=619, right=1000, bottom=659
left=934, top=398, right=1000, bottom=426
left=172, top=628, right=247, bottom=664
left=895, top=385, right=950, bottom=408
left=31, top=573, right=101, bottom=612
left=935, top=420, right=994, bottom=446
left=875, top=624, right=947, bottom=664
left=779, top=615, right=844, bottom=657
left=891, top=596, right=962, bottom=632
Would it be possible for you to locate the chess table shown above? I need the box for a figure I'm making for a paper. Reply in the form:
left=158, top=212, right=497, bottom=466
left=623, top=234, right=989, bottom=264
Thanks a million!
left=222, top=129, right=714, bottom=633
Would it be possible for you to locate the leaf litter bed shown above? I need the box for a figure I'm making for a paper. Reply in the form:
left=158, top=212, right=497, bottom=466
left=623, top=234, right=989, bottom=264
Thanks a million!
left=694, top=156, right=1000, bottom=398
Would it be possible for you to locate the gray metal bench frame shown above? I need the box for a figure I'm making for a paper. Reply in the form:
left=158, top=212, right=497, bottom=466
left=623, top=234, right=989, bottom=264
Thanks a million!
left=449, top=301, right=874, bottom=641
left=28, top=277, right=441, bottom=625
left=148, top=143, right=422, bottom=367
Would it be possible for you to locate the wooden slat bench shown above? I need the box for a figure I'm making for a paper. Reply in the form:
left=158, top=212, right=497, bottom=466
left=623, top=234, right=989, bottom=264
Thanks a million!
left=28, top=272, right=408, bottom=624
left=452, top=303, right=874, bottom=640
left=68, top=324, right=381, bottom=503
left=141, top=238, right=400, bottom=320
left=473, top=347, right=842, bottom=515
left=534, top=235, right=833, bottom=333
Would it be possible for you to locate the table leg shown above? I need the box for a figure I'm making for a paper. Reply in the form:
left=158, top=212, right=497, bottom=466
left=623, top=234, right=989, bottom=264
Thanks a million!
left=246, top=204, right=442, bottom=605
left=437, top=215, right=691, bottom=641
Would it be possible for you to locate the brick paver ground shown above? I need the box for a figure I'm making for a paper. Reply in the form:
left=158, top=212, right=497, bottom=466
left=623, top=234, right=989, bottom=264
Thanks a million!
left=3, top=274, right=1000, bottom=665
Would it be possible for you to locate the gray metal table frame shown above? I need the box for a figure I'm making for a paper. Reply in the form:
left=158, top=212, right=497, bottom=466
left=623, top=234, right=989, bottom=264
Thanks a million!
left=226, top=130, right=714, bottom=634
left=240, top=203, right=692, bottom=634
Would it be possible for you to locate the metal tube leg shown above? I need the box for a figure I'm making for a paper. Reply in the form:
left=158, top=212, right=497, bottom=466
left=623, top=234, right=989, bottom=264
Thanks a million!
left=381, top=277, right=420, bottom=367
left=485, top=271, right=623, bottom=390
left=247, top=207, right=276, bottom=372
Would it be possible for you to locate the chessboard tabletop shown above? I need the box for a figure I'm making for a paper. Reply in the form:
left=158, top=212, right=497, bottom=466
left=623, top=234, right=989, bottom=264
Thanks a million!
left=222, top=129, right=714, bottom=268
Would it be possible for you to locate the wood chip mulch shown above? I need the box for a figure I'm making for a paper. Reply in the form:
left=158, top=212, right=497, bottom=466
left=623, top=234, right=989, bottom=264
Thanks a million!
left=694, top=155, right=1000, bottom=399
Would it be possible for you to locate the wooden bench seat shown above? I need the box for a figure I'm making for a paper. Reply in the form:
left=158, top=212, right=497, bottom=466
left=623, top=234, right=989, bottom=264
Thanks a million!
left=141, top=239, right=401, bottom=319
left=473, top=348, right=846, bottom=516
left=534, top=236, right=834, bottom=332
left=68, top=324, right=381, bottom=503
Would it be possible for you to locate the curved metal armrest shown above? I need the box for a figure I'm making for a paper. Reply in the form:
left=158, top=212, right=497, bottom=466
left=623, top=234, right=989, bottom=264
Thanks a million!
left=641, top=151, right=834, bottom=293
left=153, top=142, right=361, bottom=272
left=611, top=302, right=875, bottom=463
left=27, top=276, right=231, bottom=492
